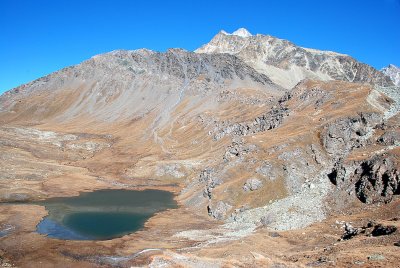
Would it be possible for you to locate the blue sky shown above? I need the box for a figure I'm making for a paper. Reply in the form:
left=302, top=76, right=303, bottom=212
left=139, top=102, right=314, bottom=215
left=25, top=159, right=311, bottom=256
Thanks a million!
left=1, top=0, right=399, bottom=93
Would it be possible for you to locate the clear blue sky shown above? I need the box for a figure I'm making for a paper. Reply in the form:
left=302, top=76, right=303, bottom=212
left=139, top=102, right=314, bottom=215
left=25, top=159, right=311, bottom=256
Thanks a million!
left=1, top=0, right=399, bottom=93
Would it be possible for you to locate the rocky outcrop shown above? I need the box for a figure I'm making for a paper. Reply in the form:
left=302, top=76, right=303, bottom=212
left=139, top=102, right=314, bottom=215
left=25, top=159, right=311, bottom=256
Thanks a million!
left=321, top=112, right=382, bottom=159
left=207, top=201, right=232, bottom=220
left=340, top=221, right=397, bottom=240
left=223, top=139, right=258, bottom=162
left=377, top=131, right=400, bottom=146
left=255, top=161, right=275, bottom=179
left=199, top=168, right=222, bottom=199
left=327, top=160, right=347, bottom=186
left=381, top=64, right=400, bottom=86
left=328, top=153, right=400, bottom=204
left=156, top=164, right=185, bottom=178
left=353, top=156, right=400, bottom=204
left=212, top=106, right=289, bottom=141
left=243, top=178, right=263, bottom=192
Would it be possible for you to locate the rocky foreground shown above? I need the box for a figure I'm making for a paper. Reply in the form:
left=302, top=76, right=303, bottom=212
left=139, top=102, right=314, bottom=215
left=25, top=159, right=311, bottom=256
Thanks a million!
left=0, top=29, right=399, bottom=267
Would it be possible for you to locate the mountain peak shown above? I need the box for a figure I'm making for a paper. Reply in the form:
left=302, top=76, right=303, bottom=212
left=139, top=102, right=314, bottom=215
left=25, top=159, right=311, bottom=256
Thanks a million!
left=232, top=28, right=252, bottom=37
left=382, top=64, right=400, bottom=86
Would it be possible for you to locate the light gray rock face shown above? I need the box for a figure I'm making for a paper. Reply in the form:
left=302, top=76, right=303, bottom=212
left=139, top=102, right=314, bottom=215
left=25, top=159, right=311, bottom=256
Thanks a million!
left=207, top=201, right=232, bottom=220
left=381, top=64, right=400, bottom=86
left=156, top=164, right=185, bottom=178
left=243, top=178, right=263, bottom=192
left=199, top=168, right=222, bottom=199
left=196, top=29, right=394, bottom=88
left=377, top=131, right=400, bottom=146
left=321, top=112, right=383, bottom=160
left=255, top=161, right=274, bottom=179
left=212, top=105, right=289, bottom=141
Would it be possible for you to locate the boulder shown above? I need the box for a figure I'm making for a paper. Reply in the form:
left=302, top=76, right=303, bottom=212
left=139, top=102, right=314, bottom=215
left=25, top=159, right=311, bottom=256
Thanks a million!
left=243, top=178, right=263, bottom=192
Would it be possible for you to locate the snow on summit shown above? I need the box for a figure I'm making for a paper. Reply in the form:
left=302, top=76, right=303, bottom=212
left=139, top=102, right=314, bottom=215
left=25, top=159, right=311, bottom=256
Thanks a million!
left=232, top=28, right=252, bottom=37
left=220, top=28, right=252, bottom=38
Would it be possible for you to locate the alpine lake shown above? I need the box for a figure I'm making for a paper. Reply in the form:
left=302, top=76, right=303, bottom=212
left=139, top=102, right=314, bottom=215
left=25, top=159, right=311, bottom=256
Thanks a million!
left=35, top=189, right=177, bottom=240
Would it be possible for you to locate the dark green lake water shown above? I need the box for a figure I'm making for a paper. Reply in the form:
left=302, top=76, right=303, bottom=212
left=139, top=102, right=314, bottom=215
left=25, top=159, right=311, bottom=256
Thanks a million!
left=36, top=189, right=177, bottom=240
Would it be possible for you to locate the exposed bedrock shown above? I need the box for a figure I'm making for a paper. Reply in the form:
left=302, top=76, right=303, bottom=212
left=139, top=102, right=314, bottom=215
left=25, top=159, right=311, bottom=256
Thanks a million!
left=321, top=112, right=383, bottom=160
left=328, top=155, right=400, bottom=204
left=377, top=130, right=400, bottom=146
left=354, top=156, right=400, bottom=204
left=212, top=105, right=289, bottom=141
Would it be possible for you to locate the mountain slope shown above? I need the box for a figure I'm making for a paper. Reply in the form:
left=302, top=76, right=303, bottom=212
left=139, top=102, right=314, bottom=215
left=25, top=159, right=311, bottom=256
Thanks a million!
left=0, top=48, right=281, bottom=126
left=196, top=29, right=394, bottom=89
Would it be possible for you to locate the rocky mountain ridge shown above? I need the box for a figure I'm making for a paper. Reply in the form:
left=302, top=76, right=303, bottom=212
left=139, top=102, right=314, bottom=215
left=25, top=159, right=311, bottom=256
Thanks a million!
left=196, top=28, right=394, bottom=89
left=382, top=64, right=400, bottom=86
left=0, top=48, right=282, bottom=125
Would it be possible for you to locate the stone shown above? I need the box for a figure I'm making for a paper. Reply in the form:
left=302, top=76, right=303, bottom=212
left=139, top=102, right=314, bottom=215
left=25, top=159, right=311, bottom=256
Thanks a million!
left=368, top=254, right=385, bottom=261
left=371, top=224, right=397, bottom=236
left=341, top=223, right=363, bottom=240
left=243, top=178, right=263, bottom=192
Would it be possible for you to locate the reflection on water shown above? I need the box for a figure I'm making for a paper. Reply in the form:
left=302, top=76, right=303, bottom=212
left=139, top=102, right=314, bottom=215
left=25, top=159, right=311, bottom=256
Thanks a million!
left=36, top=189, right=177, bottom=240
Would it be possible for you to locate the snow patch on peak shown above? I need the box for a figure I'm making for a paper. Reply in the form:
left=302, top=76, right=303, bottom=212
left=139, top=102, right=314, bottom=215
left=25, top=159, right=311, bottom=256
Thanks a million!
left=217, top=28, right=252, bottom=38
left=232, top=28, right=252, bottom=38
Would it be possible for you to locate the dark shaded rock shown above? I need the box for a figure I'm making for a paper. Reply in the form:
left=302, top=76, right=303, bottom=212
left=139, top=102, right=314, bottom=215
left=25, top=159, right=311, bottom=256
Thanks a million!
left=371, top=224, right=397, bottom=236
left=353, top=156, right=400, bottom=204
left=328, top=160, right=346, bottom=186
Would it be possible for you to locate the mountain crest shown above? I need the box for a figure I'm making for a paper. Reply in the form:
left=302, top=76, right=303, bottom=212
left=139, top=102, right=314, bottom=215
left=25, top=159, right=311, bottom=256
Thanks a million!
left=196, top=29, right=394, bottom=89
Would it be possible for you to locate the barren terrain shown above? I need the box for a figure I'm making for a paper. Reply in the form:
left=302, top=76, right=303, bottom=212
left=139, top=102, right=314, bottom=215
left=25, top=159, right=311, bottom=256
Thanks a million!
left=0, top=31, right=399, bottom=267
